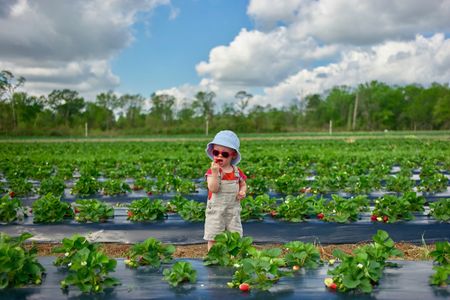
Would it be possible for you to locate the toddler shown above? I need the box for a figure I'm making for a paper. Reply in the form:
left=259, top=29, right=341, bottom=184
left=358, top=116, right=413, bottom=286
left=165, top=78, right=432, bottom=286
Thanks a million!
left=204, top=130, right=247, bottom=251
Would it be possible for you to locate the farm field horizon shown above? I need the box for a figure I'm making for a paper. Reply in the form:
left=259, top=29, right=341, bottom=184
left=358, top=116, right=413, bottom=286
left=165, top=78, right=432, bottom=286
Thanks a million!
left=1, top=129, right=449, bottom=143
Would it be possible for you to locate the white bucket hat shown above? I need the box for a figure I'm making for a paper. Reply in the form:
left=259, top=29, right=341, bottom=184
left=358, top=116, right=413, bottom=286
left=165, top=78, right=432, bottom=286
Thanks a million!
left=205, top=130, right=241, bottom=165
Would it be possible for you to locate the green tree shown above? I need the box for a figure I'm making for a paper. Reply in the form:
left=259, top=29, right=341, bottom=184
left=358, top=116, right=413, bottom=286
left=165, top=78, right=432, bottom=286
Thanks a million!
left=12, top=92, right=44, bottom=130
left=0, top=70, right=26, bottom=130
left=96, top=91, right=120, bottom=131
left=235, top=91, right=252, bottom=115
left=433, top=93, right=450, bottom=129
left=47, top=89, right=85, bottom=128
left=323, top=86, right=354, bottom=129
left=192, top=91, right=216, bottom=133
left=84, top=102, right=114, bottom=131
left=118, top=94, right=145, bottom=128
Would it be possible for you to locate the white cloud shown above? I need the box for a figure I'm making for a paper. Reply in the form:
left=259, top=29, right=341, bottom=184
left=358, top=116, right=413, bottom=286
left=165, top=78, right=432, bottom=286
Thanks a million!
left=0, top=0, right=170, bottom=97
left=249, top=0, right=450, bottom=45
left=253, top=34, right=450, bottom=107
left=191, top=0, right=450, bottom=109
left=196, top=27, right=337, bottom=86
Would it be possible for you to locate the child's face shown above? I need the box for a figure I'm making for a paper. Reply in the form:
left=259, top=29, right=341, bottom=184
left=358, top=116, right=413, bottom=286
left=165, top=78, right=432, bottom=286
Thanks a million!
left=212, top=145, right=236, bottom=167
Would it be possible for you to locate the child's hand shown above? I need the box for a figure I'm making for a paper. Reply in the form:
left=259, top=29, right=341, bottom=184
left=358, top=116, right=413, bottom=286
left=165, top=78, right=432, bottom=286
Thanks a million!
left=210, top=161, right=220, bottom=175
left=237, top=190, right=246, bottom=201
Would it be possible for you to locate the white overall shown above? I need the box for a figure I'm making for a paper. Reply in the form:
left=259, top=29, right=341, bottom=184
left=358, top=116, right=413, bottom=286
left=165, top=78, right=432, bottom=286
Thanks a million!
left=203, top=167, right=243, bottom=240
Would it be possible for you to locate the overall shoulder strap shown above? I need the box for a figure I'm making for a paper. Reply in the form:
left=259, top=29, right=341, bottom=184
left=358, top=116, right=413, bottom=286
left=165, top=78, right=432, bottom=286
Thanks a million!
left=233, top=166, right=240, bottom=181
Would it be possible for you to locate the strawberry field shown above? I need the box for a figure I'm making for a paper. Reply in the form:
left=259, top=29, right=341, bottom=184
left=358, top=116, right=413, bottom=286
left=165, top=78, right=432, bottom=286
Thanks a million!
left=1, top=137, right=449, bottom=298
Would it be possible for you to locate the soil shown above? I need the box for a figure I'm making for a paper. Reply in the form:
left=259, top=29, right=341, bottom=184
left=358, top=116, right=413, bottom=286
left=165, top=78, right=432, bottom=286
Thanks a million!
left=28, top=242, right=435, bottom=260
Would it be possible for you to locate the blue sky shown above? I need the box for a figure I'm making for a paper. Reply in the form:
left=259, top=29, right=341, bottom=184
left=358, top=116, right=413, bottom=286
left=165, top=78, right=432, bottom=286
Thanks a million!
left=113, top=0, right=253, bottom=96
left=1, top=0, right=449, bottom=109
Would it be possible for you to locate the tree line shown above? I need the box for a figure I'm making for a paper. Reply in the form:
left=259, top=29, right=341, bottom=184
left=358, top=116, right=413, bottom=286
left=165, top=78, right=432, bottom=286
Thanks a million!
left=1, top=70, right=449, bottom=136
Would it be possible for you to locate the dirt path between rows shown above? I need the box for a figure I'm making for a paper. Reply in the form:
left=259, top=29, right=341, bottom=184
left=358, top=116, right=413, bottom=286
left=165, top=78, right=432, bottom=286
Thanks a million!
left=29, top=242, right=434, bottom=261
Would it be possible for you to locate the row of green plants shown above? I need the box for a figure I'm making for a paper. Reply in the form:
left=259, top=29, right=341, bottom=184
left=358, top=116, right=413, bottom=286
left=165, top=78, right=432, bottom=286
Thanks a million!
left=325, top=233, right=450, bottom=291
left=1, top=139, right=449, bottom=196
left=0, top=193, right=206, bottom=224
left=0, top=175, right=197, bottom=197
left=0, top=232, right=192, bottom=292
left=1, top=231, right=448, bottom=293
left=1, top=169, right=448, bottom=198
left=1, top=192, right=449, bottom=225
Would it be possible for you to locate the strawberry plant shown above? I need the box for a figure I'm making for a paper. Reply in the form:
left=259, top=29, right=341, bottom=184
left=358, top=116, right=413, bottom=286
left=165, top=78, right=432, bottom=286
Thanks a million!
left=132, top=177, right=155, bottom=192
left=283, top=241, right=322, bottom=269
left=101, top=179, right=131, bottom=195
left=0, top=181, right=6, bottom=194
left=246, top=176, right=269, bottom=195
left=38, top=176, right=66, bottom=196
left=384, top=175, right=414, bottom=193
left=0, top=232, right=45, bottom=289
left=0, top=194, right=24, bottom=223
left=53, top=234, right=99, bottom=268
left=204, top=231, right=254, bottom=266
left=153, top=177, right=171, bottom=194
left=328, top=248, right=383, bottom=293
left=71, top=175, right=100, bottom=196
left=371, top=194, right=423, bottom=223
left=8, top=177, right=33, bottom=196
left=356, top=230, right=404, bottom=264
left=272, top=174, right=306, bottom=194
left=171, top=176, right=196, bottom=194
left=318, top=195, right=369, bottom=223
left=131, top=177, right=145, bottom=191
left=401, top=192, right=426, bottom=212
left=344, top=174, right=379, bottom=194
left=60, top=247, right=120, bottom=293
left=32, top=193, right=73, bottom=223
left=74, top=199, right=114, bottom=223
left=166, top=194, right=189, bottom=212
left=419, top=165, right=449, bottom=193
left=229, top=247, right=292, bottom=291
left=429, top=198, right=450, bottom=222
left=125, top=237, right=175, bottom=268
left=327, top=230, right=403, bottom=293
left=177, top=200, right=205, bottom=222
left=163, top=261, right=197, bottom=287
left=273, top=195, right=316, bottom=222
left=127, top=198, right=167, bottom=221
left=429, top=241, right=450, bottom=287
left=79, top=164, right=100, bottom=177
left=241, top=194, right=277, bottom=220
left=240, top=196, right=266, bottom=221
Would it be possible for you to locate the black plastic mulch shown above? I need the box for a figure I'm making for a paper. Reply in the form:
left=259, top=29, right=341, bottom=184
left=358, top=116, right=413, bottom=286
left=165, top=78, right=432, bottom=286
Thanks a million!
left=0, top=258, right=448, bottom=300
left=1, top=215, right=448, bottom=244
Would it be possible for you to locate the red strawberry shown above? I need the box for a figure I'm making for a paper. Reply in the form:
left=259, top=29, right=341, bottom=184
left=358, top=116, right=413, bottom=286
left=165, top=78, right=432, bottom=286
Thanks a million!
left=317, top=213, right=324, bottom=220
left=127, top=211, right=133, bottom=218
left=383, top=216, right=389, bottom=223
left=329, top=282, right=337, bottom=289
left=270, top=210, right=277, bottom=217
left=300, top=187, right=311, bottom=193
left=239, top=283, right=250, bottom=292
left=370, top=215, right=377, bottom=222
left=147, top=191, right=153, bottom=196
left=9, top=191, right=15, bottom=198
left=74, top=208, right=80, bottom=214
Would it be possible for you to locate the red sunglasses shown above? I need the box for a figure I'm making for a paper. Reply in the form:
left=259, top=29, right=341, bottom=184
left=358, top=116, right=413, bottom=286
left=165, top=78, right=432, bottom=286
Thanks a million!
left=212, top=149, right=232, bottom=158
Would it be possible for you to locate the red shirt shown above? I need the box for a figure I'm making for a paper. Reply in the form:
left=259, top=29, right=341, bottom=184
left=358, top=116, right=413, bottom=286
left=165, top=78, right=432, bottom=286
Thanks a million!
left=205, top=167, right=247, bottom=200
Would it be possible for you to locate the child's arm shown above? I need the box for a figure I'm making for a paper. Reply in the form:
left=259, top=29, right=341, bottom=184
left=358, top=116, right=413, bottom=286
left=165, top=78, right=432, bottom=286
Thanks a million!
left=237, top=179, right=246, bottom=200
left=207, top=161, right=220, bottom=193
